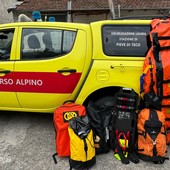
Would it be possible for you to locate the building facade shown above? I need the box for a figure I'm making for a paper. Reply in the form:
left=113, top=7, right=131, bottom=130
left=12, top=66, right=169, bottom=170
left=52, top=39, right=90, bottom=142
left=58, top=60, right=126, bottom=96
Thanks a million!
left=1, top=0, right=170, bottom=24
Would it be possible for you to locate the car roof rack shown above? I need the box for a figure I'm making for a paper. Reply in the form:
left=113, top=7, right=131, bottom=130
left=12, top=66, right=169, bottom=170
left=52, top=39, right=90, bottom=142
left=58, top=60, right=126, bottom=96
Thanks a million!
left=113, top=15, right=169, bottom=20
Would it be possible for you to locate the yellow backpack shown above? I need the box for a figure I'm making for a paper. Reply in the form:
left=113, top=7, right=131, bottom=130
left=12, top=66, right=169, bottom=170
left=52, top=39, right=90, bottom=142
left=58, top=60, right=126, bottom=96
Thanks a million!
left=68, top=115, right=96, bottom=169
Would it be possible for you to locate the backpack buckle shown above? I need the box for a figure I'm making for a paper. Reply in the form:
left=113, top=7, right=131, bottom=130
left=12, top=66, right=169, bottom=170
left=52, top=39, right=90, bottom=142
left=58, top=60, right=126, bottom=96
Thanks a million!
left=153, top=140, right=156, bottom=146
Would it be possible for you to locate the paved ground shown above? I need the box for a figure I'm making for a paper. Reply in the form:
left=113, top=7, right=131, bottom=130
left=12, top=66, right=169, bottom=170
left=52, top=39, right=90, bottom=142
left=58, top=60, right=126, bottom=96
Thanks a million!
left=0, top=111, right=170, bottom=170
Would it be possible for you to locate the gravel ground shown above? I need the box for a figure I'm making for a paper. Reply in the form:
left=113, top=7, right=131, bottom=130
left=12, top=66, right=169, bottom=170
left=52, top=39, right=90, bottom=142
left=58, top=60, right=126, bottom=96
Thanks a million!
left=0, top=111, right=170, bottom=170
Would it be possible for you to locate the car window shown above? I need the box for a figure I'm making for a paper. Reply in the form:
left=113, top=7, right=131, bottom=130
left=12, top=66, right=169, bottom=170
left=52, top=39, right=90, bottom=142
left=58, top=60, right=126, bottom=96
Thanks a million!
left=21, top=28, right=76, bottom=60
left=0, top=29, right=14, bottom=60
left=102, top=25, right=151, bottom=57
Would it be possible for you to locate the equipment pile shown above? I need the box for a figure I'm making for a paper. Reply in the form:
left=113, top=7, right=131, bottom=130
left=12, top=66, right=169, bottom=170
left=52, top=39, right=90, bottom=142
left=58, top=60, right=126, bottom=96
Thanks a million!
left=53, top=17, right=170, bottom=169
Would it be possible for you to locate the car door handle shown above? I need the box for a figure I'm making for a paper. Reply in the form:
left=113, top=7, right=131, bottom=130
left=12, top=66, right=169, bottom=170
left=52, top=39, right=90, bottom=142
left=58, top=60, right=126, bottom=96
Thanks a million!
left=0, top=70, right=11, bottom=74
left=57, top=69, right=77, bottom=73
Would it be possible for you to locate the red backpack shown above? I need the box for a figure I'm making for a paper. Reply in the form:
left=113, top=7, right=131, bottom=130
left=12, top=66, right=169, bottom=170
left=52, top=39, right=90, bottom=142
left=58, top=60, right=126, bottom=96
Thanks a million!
left=53, top=101, right=86, bottom=163
left=141, top=18, right=170, bottom=142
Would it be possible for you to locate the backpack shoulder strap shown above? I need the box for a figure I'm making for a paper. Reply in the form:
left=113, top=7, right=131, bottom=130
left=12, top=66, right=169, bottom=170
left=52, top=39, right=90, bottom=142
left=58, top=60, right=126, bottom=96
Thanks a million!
left=52, top=153, right=58, bottom=164
left=145, top=109, right=162, bottom=137
left=149, top=109, right=159, bottom=121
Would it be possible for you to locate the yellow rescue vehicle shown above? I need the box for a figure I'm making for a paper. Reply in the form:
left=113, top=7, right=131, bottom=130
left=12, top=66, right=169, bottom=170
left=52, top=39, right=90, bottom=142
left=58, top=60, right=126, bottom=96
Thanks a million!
left=0, top=19, right=151, bottom=113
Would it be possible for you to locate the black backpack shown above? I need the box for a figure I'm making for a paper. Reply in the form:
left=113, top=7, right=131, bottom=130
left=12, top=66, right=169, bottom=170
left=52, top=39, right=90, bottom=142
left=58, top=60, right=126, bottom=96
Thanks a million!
left=86, top=97, right=114, bottom=154
left=110, top=88, right=139, bottom=164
